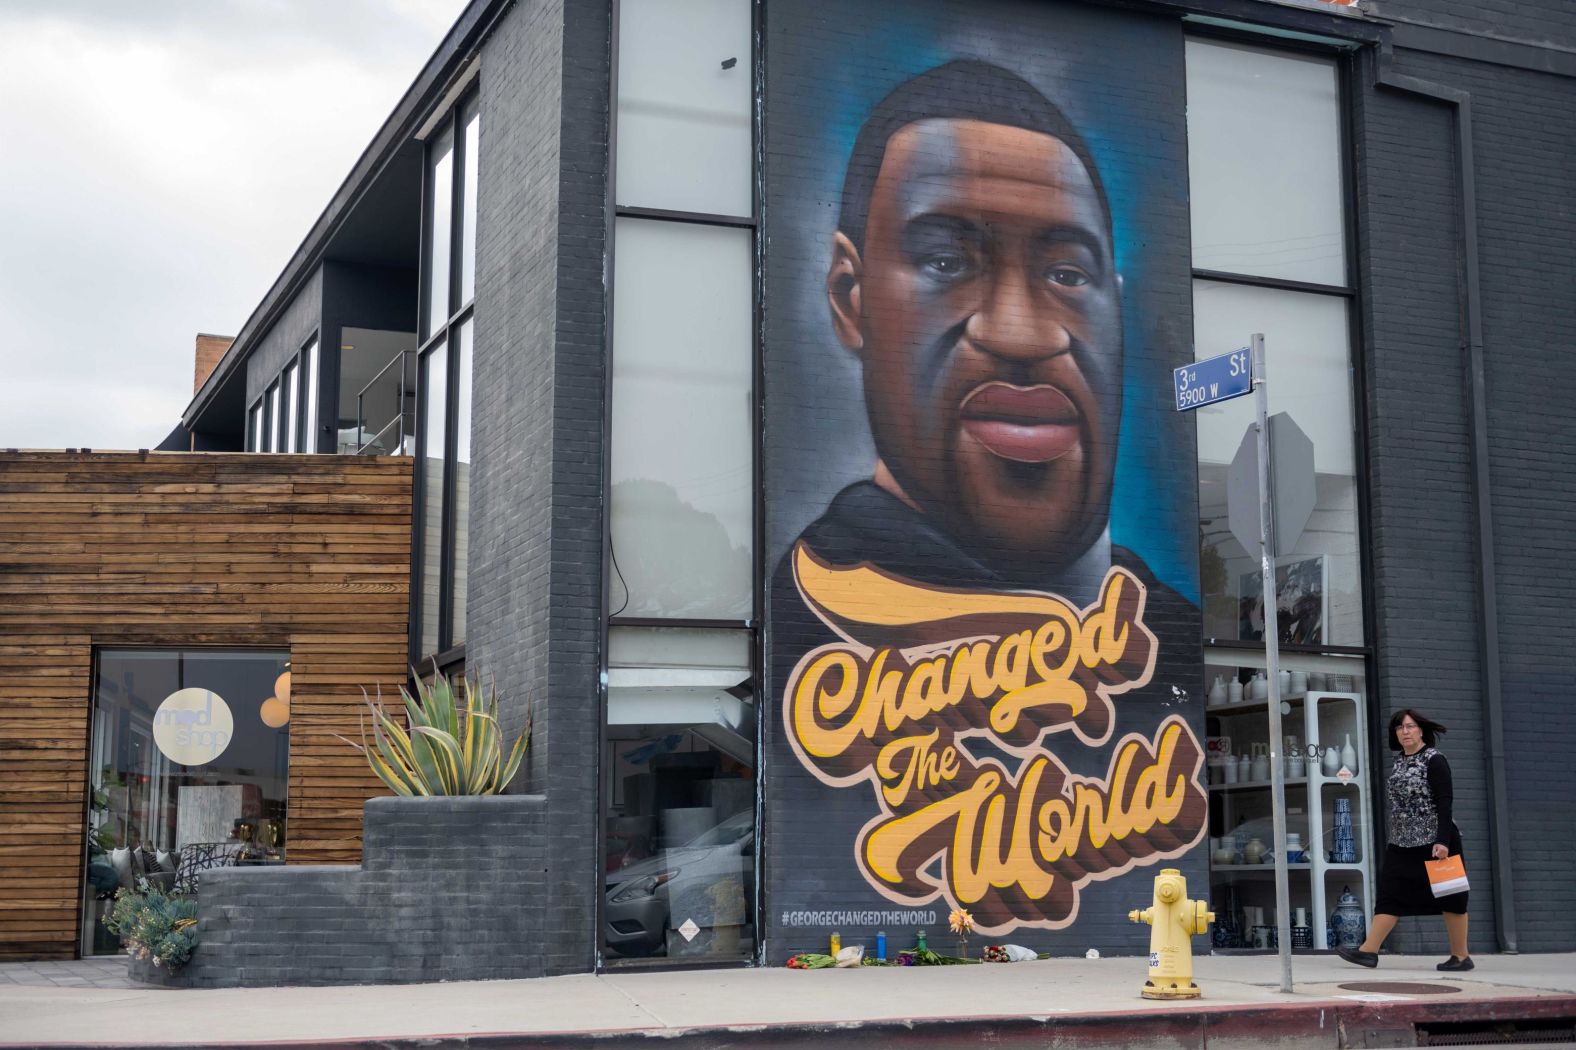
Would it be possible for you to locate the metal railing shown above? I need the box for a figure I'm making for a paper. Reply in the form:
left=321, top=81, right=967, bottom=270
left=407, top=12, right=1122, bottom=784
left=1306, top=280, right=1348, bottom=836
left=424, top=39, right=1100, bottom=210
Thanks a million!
left=354, top=350, right=416, bottom=456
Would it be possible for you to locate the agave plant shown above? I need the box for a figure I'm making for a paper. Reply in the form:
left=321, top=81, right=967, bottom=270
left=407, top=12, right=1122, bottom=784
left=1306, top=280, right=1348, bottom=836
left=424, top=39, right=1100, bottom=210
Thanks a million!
left=342, top=670, right=529, bottom=796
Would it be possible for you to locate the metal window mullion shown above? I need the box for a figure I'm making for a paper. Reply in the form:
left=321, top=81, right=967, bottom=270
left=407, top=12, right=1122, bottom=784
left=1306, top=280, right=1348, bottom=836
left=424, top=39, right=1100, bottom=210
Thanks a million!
left=613, top=204, right=756, bottom=228
left=1191, top=267, right=1354, bottom=298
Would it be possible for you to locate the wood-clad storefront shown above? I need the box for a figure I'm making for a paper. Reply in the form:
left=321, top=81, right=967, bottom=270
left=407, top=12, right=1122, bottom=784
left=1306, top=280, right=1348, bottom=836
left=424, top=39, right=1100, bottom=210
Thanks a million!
left=0, top=451, right=412, bottom=959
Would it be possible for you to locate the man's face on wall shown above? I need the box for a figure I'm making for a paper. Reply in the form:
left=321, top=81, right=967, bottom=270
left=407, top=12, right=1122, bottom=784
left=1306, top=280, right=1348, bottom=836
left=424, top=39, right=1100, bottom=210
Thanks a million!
left=828, top=118, right=1123, bottom=569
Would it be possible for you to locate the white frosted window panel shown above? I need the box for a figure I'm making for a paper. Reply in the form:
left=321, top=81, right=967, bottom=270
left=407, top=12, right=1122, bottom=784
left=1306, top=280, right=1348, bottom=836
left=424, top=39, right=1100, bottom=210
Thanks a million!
left=1192, top=281, right=1353, bottom=474
left=459, top=103, right=479, bottom=305
left=608, top=627, right=751, bottom=670
left=302, top=339, right=319, bottom=452
left=1186, top=39, right=1345, bottom=285
left=611, top=218, right=752, bottom=619
left=616, top=0, right=752, bottom=216
left=425, top=126, right=454, bottom=338
left=449, top=321, right=472, bottom=646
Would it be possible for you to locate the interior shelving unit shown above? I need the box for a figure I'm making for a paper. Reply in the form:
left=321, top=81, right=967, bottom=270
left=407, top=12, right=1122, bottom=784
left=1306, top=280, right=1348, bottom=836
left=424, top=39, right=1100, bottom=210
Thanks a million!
left=1205, top=670, right=1374, bottom=951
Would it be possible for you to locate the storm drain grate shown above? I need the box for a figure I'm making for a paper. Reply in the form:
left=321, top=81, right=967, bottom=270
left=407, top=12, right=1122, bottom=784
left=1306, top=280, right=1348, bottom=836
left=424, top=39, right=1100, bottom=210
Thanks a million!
left=1417, top=1017, right=1576, bottom=1045
left=1340, top=982, right=1463, bottom=996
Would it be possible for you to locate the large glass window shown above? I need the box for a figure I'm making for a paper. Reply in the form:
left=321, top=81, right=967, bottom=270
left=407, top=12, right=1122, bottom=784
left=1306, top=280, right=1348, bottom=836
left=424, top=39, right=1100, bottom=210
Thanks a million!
left=1186, top=41, right=1345, bottom=286
left=424, top=124, right=455, bottom=341
left=449, top=321, right=472, bottom=644
left=1188, top=37, right=1372, bottom=947
left=265, top=383, right=281, bottom=453
left=413, top=91, right=479, bottom=661
left=604, top=627, right=755, bottom=960
left=604, top=0, right=756, bottom=966
left=80, top=649, right=289, bottom=955
left=418, top=340, right=448, bottom=658
left=1186, top=37, right=1364, bottom=648
left=281, top=360, right=300, bottom=454
left=301, top=337, right=320, bottom=453
left=610, top=219, right=753, bottom=620
left=248, top=336, right=321, bottom=454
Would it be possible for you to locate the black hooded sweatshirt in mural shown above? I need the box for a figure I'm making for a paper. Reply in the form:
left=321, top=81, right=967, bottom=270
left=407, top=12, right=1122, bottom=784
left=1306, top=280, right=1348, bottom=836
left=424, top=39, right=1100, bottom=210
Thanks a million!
left=765, top=480, right=1206, bottom=933
left=770, top=480, right=1198, bottom=671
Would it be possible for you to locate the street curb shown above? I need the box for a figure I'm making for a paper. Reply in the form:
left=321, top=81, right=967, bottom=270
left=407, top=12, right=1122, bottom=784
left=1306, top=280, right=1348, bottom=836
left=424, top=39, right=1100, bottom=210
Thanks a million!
left=5, top=991, right=1574, bottom=1049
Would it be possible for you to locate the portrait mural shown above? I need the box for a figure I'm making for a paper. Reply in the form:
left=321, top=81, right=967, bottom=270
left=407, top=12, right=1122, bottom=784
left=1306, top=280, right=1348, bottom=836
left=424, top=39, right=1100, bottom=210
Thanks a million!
left=765, top=0, right=1204, bottom=952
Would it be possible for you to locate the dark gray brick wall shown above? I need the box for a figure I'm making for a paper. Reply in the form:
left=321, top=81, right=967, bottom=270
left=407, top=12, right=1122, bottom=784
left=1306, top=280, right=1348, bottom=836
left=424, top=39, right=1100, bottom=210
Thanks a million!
left=148, top=796, right=548, bottom=987
left=1359, top=32, right=1576, bottom=953
left=1366, top=0, right=1576, bottom=53
left=467, top=0, right=608, bottom=977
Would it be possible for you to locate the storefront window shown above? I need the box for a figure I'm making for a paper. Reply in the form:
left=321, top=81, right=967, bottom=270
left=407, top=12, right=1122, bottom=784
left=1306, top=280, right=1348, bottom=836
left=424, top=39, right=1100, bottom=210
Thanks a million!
left=1188, top=35, right=1374, bottom=949
left=603, top=628, right=755, bottom=960
left=81, top=649, right=290, bottom=955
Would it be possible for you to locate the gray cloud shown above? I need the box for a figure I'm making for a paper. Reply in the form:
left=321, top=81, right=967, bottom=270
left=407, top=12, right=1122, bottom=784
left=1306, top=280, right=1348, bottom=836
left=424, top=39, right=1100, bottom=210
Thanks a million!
left=0, top=0, right=470, bottom=449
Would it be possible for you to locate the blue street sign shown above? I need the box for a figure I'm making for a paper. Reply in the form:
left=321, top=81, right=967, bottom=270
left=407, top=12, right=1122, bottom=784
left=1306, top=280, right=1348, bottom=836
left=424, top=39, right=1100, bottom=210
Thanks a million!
left=1174, top=347, right=1253, bottom=411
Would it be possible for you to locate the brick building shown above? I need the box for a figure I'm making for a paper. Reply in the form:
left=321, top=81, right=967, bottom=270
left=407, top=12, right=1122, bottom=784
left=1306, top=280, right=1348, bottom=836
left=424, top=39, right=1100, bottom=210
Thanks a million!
left=10, top=0, right=1574, bottom=979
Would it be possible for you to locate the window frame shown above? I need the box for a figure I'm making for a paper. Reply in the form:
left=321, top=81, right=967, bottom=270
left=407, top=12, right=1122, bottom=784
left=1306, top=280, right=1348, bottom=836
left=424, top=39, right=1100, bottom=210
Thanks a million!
left=1184, top=30, right=1376, bottom=662
left=246, top=333, right=321, bottom=454
left=598, top=0, right=764, bottom=971
left=411, top=88, right=480, bottom=667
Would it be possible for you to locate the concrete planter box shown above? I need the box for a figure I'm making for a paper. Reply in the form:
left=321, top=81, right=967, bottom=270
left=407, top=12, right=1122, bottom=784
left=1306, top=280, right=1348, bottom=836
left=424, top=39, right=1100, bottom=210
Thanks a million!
left=156, top=794, right=548, bottom=988
left=126, top=952, right=188, bottom=988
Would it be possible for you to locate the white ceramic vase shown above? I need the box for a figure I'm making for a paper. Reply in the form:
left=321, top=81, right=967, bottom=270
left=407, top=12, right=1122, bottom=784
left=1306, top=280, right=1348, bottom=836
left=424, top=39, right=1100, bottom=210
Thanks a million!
left=1209, top=676, right=1227, bottom=705
left=1322, top=746, right=1341, bottom=777
left=1340, top=733, right=1358, bottom=775
left=1229, top=678, right=1244, bottom=704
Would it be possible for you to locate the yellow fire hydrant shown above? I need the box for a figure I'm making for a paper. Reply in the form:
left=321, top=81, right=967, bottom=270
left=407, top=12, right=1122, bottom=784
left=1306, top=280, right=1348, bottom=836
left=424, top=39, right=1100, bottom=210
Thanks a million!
left=1128, top=868, right=1214, bottom=999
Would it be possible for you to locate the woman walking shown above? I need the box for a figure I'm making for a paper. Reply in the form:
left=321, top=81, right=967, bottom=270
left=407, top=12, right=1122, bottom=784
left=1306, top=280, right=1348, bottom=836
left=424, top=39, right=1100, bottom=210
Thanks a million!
left=1338, top=709, right=1472, bottom=971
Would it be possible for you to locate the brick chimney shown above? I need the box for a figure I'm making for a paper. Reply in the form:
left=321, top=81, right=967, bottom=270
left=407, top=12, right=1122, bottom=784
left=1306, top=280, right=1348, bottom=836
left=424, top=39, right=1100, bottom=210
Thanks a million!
left=193, top=333, right=234, bottom=393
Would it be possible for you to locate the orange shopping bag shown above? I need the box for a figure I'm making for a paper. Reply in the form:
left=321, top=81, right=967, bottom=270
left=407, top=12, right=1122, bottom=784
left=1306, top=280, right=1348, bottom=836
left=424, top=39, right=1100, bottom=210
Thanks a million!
left=1424, top=854, right=1469, bottom=897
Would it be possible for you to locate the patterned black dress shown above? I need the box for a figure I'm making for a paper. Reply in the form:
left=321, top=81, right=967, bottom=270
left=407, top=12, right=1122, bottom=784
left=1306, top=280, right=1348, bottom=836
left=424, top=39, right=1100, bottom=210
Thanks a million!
left=1375, top=746, right=1469, bottom=916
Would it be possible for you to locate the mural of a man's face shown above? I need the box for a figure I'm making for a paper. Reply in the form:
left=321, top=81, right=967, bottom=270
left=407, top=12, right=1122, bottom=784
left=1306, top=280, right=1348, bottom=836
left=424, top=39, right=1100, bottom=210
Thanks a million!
left=828, top=118, right=1122, bottom=569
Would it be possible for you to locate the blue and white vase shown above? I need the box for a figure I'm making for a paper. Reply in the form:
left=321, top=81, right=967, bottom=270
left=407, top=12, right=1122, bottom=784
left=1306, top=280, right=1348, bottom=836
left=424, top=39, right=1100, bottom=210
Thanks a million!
left=1331, top=797, right=1358, bottom=863
left=1330, top=885, right=1366, bottom=950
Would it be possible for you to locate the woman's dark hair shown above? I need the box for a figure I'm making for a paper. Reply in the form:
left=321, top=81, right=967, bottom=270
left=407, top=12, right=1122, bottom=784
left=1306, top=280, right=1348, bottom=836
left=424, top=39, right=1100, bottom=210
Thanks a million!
left=1388, top=708, right=1447, bottom=751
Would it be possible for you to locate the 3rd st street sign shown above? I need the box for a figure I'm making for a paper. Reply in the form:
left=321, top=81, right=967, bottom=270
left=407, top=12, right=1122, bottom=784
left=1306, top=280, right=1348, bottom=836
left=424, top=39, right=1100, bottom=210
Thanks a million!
left=1174, top=347, right=1252, bottom=411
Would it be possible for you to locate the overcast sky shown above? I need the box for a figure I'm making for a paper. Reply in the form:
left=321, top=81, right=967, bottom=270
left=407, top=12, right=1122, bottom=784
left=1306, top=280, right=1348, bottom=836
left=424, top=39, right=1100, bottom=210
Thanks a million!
left=0, top=0, right=470, bottom=450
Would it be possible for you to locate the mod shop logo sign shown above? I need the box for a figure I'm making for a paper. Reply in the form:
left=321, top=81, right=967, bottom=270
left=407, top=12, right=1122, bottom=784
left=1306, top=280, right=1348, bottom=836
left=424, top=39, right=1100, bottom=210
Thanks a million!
left=784, top=545, right=1208, bottom=934
left=152, top=688, right=234, bottom=766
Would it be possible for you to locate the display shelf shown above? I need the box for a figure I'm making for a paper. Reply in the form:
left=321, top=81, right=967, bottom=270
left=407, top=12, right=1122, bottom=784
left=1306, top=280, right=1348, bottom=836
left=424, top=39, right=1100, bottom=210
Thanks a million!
left=1205, top=677, right=1374, bottom=951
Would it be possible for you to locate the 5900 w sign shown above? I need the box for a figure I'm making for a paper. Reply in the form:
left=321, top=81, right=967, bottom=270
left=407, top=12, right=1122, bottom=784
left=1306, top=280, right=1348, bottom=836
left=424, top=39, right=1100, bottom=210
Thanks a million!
left=1174, top=348, right=1252, bottom=412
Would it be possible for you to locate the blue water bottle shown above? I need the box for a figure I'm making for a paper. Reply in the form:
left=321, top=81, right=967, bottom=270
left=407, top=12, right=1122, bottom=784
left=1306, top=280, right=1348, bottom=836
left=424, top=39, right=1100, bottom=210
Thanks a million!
left=875, top=931, right=887, bottom=961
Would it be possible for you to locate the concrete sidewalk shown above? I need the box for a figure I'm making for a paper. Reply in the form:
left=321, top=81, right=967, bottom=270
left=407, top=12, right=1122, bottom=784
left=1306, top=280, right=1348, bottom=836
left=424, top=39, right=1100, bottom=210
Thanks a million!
left=1, top=952, right=1573, bottom=1048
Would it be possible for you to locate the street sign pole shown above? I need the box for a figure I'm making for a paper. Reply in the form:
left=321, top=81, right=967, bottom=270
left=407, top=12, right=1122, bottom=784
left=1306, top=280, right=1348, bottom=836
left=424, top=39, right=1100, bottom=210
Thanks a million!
left=1250, top=333, right=1294, bottom=995
left=1174, top=338, right=1291, bottom=991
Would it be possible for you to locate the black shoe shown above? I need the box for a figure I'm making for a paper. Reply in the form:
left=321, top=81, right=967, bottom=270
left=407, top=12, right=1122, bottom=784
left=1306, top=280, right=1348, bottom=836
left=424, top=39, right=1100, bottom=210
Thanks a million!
left=1338, top=947, right=1378, bottom=968
left=1437, top=956, right=1474, bottom=971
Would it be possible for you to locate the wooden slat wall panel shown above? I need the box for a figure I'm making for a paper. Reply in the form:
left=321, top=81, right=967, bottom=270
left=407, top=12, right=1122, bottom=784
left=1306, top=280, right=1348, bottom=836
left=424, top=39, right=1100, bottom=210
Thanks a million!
left=0, top=452, right=411, bottom=959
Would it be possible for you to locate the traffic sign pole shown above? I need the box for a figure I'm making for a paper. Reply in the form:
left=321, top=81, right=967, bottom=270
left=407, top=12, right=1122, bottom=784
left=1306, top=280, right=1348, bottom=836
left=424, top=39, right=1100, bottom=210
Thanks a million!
left=1250, top=332, right=1294, bottom=995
